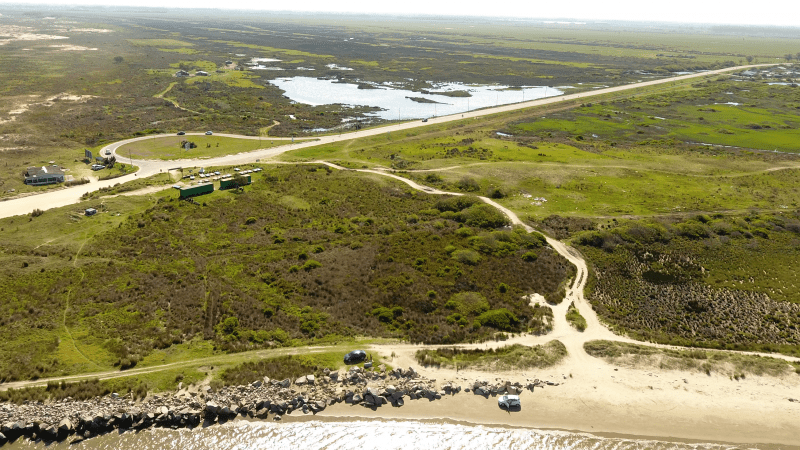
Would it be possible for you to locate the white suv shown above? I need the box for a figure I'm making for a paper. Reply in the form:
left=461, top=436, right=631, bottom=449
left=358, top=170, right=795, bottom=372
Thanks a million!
left=498, top=395, right=520, bottom=409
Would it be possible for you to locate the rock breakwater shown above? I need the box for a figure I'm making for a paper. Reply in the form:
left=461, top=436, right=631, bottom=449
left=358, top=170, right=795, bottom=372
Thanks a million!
left=0, top=365, right=556, bottom=447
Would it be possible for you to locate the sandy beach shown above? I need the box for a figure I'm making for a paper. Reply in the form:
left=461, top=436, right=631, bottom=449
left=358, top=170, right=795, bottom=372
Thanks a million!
left=285, top=355, right=800, bottom=447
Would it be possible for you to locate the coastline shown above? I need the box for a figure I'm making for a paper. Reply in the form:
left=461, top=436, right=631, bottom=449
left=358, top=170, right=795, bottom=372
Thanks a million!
left=294, top=393, right=799, bottom=447
left=295, top=351, right=800, bottom=448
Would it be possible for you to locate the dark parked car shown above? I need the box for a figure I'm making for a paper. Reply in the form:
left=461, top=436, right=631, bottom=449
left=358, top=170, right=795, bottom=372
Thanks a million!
left=177, top=131, right=186, bottom=135
left=343, top=350, right=367, bottom=364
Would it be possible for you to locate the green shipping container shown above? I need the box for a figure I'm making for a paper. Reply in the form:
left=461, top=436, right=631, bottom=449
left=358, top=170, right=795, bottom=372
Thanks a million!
left=179, top=183, right=214, bottom=198
left=219, top=175, right=251, bottom=190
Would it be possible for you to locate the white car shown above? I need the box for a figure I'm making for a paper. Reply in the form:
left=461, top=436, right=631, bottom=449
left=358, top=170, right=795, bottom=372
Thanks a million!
left=205, top=131, right=213, bottom=135
left=498, top=395, right=520, bottom=409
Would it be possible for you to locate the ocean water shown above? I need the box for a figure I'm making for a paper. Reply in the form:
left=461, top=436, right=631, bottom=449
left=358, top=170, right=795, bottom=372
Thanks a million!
left=4, top=420, right=757, bottom=450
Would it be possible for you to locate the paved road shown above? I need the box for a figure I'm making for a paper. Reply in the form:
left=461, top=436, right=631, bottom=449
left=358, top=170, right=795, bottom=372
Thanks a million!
left=0, top=64, right=771, bottom=219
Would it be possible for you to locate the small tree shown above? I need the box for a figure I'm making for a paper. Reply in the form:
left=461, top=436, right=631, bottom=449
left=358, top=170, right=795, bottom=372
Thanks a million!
left=231, top=174, right=250, bottom=188
left=113, top=56, right=124, bottom=63
left=785, top=54, right=794, bottom=62
left=746, top=55, right=754, bottom=64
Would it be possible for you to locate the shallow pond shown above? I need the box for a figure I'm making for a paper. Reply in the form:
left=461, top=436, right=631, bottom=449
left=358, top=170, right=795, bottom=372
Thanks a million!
left=268, top=77, right=563, bottom=120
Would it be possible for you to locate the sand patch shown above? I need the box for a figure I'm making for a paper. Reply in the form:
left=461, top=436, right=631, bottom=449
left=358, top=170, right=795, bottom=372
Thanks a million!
left=69, top=28, right=113, bottom=33
left=49, top=44, right=97, bottom=51
left=0, top=93, right=94, bottom=124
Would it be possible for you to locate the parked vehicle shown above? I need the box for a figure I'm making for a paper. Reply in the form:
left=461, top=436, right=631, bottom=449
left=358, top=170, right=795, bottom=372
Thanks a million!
left=205, top=131, right=213, bottom=135
left=422, top=118, right=428, bottom=122
left=343, top=350, right=367, bottom=364
left=177, top=131, right=186, bottom=135
left=498, top=395, right=520, bottom=409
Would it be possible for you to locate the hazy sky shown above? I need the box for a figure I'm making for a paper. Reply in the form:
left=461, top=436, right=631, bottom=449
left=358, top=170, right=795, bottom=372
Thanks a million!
left=7, top=0, right=799, bottom=26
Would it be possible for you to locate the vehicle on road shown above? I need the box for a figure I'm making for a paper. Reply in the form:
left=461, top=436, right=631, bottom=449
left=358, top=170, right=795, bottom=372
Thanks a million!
left=422, top=118, right=428, bottom=122
left=205, top=131, right=213, bottom=135
left=344, top=350, right=367, bottom=364
left=498, top=395, right=520, bottom=409
left=177, top=131, right=186, bottom=135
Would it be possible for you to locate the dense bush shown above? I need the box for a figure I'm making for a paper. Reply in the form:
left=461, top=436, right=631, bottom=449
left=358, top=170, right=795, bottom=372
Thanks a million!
left=0, top=167, right=576, bottom=381
left=475, top=308, right=520, bottom=331
left=577, top=213, right=800, bottom=356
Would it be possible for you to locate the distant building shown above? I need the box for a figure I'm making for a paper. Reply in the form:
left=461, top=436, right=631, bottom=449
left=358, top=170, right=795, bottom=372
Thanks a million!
left=24, top=165, right=65, bottom=186
left=175, top=70, right=190, bottom=77
left=196, top=71, right=208, bottom=76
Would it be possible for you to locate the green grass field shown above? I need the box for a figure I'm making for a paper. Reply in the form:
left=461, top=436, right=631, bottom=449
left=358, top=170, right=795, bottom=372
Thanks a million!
left=118, top=135, right=311, bottom=160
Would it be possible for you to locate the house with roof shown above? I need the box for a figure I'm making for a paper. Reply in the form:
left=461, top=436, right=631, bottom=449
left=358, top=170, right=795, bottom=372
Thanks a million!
left=24, top=165, right=65, bottom=186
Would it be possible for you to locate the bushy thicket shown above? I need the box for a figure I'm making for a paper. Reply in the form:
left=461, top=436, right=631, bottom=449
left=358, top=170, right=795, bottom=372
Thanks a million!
left=0, top=167, right=574, bottom=381
left=576, top=212, right=800, bottom=355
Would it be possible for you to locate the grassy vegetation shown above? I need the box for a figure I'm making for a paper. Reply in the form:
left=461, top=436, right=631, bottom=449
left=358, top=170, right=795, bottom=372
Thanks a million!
left=574, top=213, right=800, bottom=356
left=117, top=135, right=311, bottom=160
left=414, top=341, right=567, bottom=370
left=212, top=351, right=386, bottom=388
left=80, top=172, right=177, bottom=200
left=565, top=302, right=587, bottom=332
left=584, top=340, right=796, bottom=378
left=0, top=364, right=207, bottom=405
left=506, top=77, right=800, bottom=153
left=0, top=165, right=572, bottom=382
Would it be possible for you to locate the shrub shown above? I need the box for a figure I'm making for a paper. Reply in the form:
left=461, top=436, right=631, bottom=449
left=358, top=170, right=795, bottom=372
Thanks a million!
left=312, top=245, right=325, bottom=253
left=521, top=251, right=539, bottom=262
left=456, top=204, right=510, bottom=229
left=475, top=308, right=520, bottom=331
left=456, top=177, right=480, bottom=192
left=371, top=306, right=404, bottom=323
left=566, top=302, right=587, bottom=331
left=452, top=249, right=481, bottom=265
left=435, top=195, right=481, bottom=212
left=486, top=186, right=506, bottom=199
left=445, top=292, right=490, bottom=316
left=301, top=260, right=322, bottom=271
left=30, top=209, right=44, bottom=218
left=245, top=217, right=257, bottom=225
left=456, top=227, right=474, bottom=237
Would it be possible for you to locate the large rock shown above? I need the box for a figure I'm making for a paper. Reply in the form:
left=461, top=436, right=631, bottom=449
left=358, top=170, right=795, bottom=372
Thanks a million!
left=205, top=401, right=221, bottom=415
left=0, top=432, right=6, bottom=445
left=295, top=376, right=308, bottom=386
left=1, top=422, right=22, bottom=439
left=306, top=374, right=315, bottom=384
left=58, top=418, right=74, bottom=434
left=40, top=423, right=58, bottom=441
left=256, top=408, right=269, bottom=419
left=279, top=379, right=291, bottom=388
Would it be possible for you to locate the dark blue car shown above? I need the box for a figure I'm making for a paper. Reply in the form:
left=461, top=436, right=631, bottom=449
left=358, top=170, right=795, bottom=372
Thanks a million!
left=344, top=350, right=367, bottom=364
